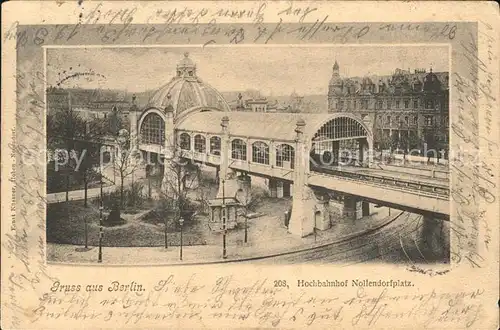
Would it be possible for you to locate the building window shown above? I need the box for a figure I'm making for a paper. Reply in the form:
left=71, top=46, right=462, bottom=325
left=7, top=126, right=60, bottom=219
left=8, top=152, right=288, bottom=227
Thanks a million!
left=140, top=113, right=165, bottom=145
left=252, top=141, right=269, bottom=164
left=194, top=134, right=206, bottom=153
left=413, top=116, right=418, bottom=125
left=353, top=101, right=357, bottom=109
left=179, top=133, right=191, bottom=150
left=413, top=100, right=418, bottom=108
left=387, top=100, right=392, bottom=109
left=396, top=116, right=400, bottom=125
left=426, top=100, right=434, bottom=109
left=425, top=116, right=434, bottom=126
left=231, top=139, right=247, bottom=160
left=396, top=100, right=400, bottom=108
left=386, top=116, right=391, bottom=125
left=210, top=136, right=221, bottom=155
left=276, top=144, right=295, bottom=169
left=404, top=116, right=409, bottom=125
left=404, top=100, right=409, bottom=108
left=377, top=100, right=383, bottom=109
left=361, top=100, right=368, bottom=109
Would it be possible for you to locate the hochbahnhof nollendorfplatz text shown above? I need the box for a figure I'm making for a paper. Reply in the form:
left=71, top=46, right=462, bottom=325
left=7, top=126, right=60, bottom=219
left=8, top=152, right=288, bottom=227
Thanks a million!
left=297, top=279, right=414, bottom=288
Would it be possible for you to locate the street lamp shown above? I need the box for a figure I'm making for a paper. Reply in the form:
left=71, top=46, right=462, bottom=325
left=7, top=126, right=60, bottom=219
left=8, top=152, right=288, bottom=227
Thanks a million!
left=222, top=179, right=227, bottom=259
left=98, top=159, right=104, bottom=263
left=179, top=218, right=184, bottom=261
left=244, top=211, right=248, bottom=243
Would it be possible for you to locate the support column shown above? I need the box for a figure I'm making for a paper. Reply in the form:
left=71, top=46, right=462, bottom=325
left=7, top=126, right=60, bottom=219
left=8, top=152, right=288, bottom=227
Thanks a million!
left=342, top=195, right=363, bottom=221
left=362, top=201, right=370, bottom=216
left=161, top=105, right=176, bottom=196
left=128, top=97, right=142, bottom=170
left=216, top=116, right=240, bottom=199
left=129, top=97, right=139, bottom=153
left=420, top=215, right=446, bottom=258
left=268, top=178, right=278, bottom=198
left=246, top=138, right=251, bottom=163
left=332, top=140, right=340, bottom=166
left=358, top=138, right=365, bottom=167
left=283, top=182, right=291, bottom=198
left=288, top=118, right=315, bottom=237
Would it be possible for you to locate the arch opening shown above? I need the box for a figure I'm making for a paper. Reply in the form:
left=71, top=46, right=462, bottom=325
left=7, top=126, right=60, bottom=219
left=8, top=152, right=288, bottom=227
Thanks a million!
left=310, top=116, right=370, bottom=170
left=140, top=112, right=165, bottom=145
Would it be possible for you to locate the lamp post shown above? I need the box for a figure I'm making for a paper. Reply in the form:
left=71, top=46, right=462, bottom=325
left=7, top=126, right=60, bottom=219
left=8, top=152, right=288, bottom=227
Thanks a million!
left=179, top=218, right=184, bottom=261
left=222, top=179, right=227, bottom=259
left=98, top=155, right=104, bottom=263
left=244, top=212, right=248, bottom=243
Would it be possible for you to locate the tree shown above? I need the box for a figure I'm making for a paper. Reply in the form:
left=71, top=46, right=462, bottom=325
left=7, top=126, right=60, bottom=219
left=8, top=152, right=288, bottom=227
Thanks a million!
left=195, top=175, right=213, bottom=215
left=74, top=119, right=107, bottom=207
left=158, top=151, right=199, bottom=248
left=378, top=133, right=391, bottom=160
left=390, top=132, right=399, bottom=153
left=47, top=109, right=107, bottom=250
left=47, top=109, right=81, bottom=201
left=113, top=130, right=141, bottom=208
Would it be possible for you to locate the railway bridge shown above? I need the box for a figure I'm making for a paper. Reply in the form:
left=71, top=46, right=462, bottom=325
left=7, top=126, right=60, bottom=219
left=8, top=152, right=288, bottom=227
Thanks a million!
left=117, top=53, right=449, bottom=238
left=134, top=108, right=449, bottom=237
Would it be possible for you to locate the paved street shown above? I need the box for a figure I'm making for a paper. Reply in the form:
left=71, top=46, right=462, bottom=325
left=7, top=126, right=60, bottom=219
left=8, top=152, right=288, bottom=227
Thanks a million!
left=250, top=211, right=437, bottom=265
left=45, top=206, right=446, bottom=265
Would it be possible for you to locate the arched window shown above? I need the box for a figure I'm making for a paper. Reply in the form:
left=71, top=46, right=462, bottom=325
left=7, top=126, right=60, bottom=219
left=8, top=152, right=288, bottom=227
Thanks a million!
left=194, top=135, right=206, bottom=153
left=210, top=136, right=221, bottom=155
left=140, top=113, right=165, bottom=145
left=276, top=144, right=295, bottom=169
left=252, top=141, right=269, bottom=165
left=179, top=133, right=191, bottom=150
left=231, top=139, right=247, bottom=160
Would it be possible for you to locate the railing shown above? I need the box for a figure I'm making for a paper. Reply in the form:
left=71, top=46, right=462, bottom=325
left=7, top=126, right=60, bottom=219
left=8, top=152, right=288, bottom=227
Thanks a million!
left=311, top=165, right=449, bottom=198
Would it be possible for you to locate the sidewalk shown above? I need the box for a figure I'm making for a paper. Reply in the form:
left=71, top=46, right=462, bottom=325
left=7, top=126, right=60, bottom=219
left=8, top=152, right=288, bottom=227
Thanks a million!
left=46, top=165, right=145, bottom=204
left=47, top=206, right=402, bottom=265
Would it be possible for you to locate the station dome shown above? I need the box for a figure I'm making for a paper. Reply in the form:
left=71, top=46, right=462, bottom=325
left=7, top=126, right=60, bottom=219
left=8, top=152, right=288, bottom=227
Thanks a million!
left=146, top=52, right=231, bottom=117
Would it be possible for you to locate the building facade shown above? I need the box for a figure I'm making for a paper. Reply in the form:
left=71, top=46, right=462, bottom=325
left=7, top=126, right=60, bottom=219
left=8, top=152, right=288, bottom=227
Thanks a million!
left=327, top=61, right=449, bottom=155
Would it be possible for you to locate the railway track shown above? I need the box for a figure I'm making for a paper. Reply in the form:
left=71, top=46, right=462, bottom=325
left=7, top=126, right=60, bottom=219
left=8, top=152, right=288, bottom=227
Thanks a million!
left=251, top=211, right=446, bottom=264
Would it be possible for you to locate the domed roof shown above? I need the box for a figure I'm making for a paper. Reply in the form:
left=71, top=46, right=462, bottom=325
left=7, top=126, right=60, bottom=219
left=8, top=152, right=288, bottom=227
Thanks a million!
left=147, top=53, right=231, bottom=116
left=423, top=69, right=441, bottom=92
left=329, top=76, right=343, bottom=86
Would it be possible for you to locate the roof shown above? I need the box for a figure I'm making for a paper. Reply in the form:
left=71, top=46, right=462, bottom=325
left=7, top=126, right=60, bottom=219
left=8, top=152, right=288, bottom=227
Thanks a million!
left=329, top=70, right=449, bottom=96
left=147, top=77, right=231, bottom=115
left=176, top=111, right=370, bottom=142
left=146, top=53, right=231, bottom=116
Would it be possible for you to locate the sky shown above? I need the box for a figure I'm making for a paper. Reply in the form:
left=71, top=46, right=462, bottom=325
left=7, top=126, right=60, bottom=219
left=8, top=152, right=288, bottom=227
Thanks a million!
left=46, top=46, right=449, bottom=95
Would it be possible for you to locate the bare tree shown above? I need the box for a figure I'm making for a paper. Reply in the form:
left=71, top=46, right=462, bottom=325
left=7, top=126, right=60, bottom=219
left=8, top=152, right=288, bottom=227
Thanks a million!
left=195, top=174, right=213, bottom=215
left=158, top=149, right=199, bottom=248
left=113, top=130, right=141, bottom=208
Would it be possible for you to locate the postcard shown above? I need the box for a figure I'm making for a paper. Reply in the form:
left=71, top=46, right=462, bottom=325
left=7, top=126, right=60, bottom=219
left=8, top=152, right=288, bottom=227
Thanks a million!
left=1, top=1, right=498, bottom=329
